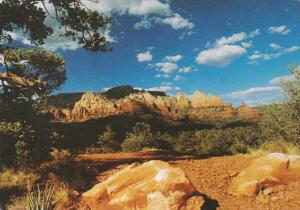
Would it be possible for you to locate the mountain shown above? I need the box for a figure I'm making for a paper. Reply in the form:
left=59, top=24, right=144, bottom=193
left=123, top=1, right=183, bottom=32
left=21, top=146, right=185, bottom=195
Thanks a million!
left=46, top=85, right=261, bottom=122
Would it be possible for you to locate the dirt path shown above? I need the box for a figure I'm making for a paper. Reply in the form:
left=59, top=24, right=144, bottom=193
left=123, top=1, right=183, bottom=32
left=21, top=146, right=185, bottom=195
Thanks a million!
left=77, top=151, right=300, bottom=210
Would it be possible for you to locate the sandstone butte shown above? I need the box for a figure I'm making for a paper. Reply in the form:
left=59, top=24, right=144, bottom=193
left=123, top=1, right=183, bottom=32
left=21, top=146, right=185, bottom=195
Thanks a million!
left=76, top=160, right=204, bottom=210
left=229, top=153, right=300, bottom=197
left=46, top=86, right=261, bottom=122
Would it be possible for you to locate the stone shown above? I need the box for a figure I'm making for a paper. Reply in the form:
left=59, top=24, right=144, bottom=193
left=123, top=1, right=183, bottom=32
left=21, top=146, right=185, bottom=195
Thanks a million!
left=191, top=90, right=224, bottom=108
left=229, top=153, right=300, bottom=197
left=78, top=160, right=203, bottom=210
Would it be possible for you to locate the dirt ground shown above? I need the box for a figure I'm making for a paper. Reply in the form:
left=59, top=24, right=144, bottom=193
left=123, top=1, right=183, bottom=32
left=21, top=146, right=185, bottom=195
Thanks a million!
left=77, top=150, right=300, bottom=210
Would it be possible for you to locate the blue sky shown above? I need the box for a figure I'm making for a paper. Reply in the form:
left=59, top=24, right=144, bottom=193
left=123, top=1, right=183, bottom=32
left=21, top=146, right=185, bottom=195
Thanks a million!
left=6, top=0, right=300, bottom=106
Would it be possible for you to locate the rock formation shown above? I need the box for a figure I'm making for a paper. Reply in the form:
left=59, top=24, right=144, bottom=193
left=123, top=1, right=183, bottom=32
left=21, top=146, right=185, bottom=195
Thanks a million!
left=229, top=153, right=300, bottom=197
left=77, top=160, right=203, bottom=210
left=46, top=86, right=261, bottom=122
left=236, top=102, right=262, bottom=119
left=191, top=91, right=224, bottom=108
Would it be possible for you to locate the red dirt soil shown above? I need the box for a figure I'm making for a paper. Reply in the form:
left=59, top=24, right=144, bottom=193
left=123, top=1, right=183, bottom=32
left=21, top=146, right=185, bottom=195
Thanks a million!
left=77, top=150, right=300, bottom=210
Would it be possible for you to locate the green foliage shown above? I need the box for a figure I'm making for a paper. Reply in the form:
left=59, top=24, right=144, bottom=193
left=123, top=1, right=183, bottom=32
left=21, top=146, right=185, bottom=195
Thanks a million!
left=259, top=140, right=300, bottom=154
left=121, top=122, right=154, bottom=152
left=259, top=66, right=300, bottom=145
left=171, top=131, right=197, bottom=152
left=27, top=183, right=63, bottom=210
left=0, top=0, right=112, bottom=51
left=97, top=124, right=120, bottom=153
left=195, top=127, right=260, bottom=155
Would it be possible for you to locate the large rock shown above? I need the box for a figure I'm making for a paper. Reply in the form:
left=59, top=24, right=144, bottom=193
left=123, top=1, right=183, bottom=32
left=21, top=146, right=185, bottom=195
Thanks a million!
left=236, top=102, right=261, bottom=120
left=191, top=91, right=224, bottom=108
left=229, top=153, right=300, bottom=197
left=78, top=160, right=203, bottom=210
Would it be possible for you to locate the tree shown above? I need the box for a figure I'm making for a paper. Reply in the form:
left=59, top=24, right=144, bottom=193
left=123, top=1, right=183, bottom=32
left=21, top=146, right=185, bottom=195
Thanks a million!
left=97, top=124, right=120, bottom=152
left=259, top=66, right=300, bottom=144
left=0, top=1, right=112, bottom=115
left=121, top=122, right=154, bottom=152
left=0, top=0, right=112, bottom=52
left=0, top=0, right=113, bottom=165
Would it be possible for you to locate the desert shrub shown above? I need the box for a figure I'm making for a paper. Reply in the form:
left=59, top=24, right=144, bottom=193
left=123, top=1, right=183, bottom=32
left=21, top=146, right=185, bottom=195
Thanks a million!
left=0, top=168, right=39, bottom=190
left=50, top=148, right=71, bottom=161
left=97, top=124, right=120, bottom=153
left=121, top=122, right=154, bottom=152
left=27, top=183, right=65, bottom=210
left=0, top=122, right=22, bottom=165
left=0, top=120, right=53, bottom=166
left=194, top=126, right=260, bottom=155
left=154, top=132, right=173, bottom=150
left=171, top=131, right=197, bottom=152
left=0, top=168, right=40, bottom=208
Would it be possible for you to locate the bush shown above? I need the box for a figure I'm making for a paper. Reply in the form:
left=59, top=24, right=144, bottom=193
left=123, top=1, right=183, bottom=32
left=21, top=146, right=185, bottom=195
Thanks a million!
left=121, top=122, right=154, bottom=152
left=0, top=120, right=53, bottom=166
left=194, top=126, right=260, bottom=155
left=97, top=125, right=120, bottom=153
left=171, top=131, right=197, bottom=152
left=27, top=183, right=64, bottom=210
left=259, top=66, right=300, bottom=145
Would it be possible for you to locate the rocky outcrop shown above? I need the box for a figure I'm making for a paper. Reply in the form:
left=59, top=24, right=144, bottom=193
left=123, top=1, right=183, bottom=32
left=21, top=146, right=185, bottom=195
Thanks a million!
left=191, top=91, right=224, bottom=108
left=78, top=160, right=203, bottom=210
left=46, top=86, right=261, bottom=122
left=229, top=153, right=300, bottom=197
left=236, top=102, right=262, bottom=120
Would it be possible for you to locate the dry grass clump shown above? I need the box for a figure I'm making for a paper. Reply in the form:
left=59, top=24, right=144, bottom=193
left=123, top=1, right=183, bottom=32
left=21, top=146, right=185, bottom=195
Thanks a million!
left=0, top=168, right=39, bottom=190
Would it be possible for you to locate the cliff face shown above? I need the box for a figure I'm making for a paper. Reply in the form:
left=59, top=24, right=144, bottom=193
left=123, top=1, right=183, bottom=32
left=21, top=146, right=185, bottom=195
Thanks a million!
left=191, top=91, right=224, bottom=108
left=47, top=86, right=261, bottom=122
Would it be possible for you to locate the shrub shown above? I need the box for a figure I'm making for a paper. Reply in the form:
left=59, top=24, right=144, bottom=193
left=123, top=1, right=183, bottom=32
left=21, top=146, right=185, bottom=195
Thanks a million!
left=27, top=183, right=64, bottom=210
left=0, top=168, right=39, bottom=190
left=121, top=122, right=154, bottom=152
left=171, top=131, right=197, bottom=152
left=259, top=66, right=300, bottom=145
left=50, top=148, right=71, bottom=161
left=194, top=126, right=260, bottom=155
left=97, top=124, right=120, bottom=153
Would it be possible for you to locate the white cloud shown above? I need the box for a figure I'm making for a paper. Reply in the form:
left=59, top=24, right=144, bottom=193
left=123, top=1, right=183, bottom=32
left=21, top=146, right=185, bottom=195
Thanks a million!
left=241, top=41, right=252, bottom=48
left=248, top=29, right=260, bottom=38
left=283, top=46, right=300, bottom=53
left=147, top=86, right=173, bottom=92
left=269, top=75, right=294, bottom=86
left=212, top=29, right=259, bottom=48
left=179, top=66, right=192, bottom=73
left=174, top=75, right=185, bottom=81
left=83, top=0, right=193, bottom=31
left=5, top=31, right=33, bottom=46
left=248, top=45, right=300, bottom=63
left=195, top=45, right=247, bottom=67
left=268, top=25, right=291, bottom=35
left=154, top=62, right=178, bottom=74
left=83, top=0, right=171, bottom=16
left=225, top=86, right=282, bottom=99
left=214, top=32, right=247, bottom=47
left=134, top=19, right=152, bottom=29
left=0, top=54, right=4, bottom=66
left=270, top=43, right=282, bottom=50
left=157, top=13, right=194, bottom=30
left=179, top=31, right=196, bottom=40
left=161, top=82, right=173, bottom=86
left=164, top=55, right=183, bottom=62
left=137, top=51, right=153, bottom=62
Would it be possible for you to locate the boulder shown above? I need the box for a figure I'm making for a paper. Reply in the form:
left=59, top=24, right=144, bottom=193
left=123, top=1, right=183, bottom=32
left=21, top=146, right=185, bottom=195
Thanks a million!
left=229, top=153, right=300, bottom=197
left=78, top=160, right=203, bottom=210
